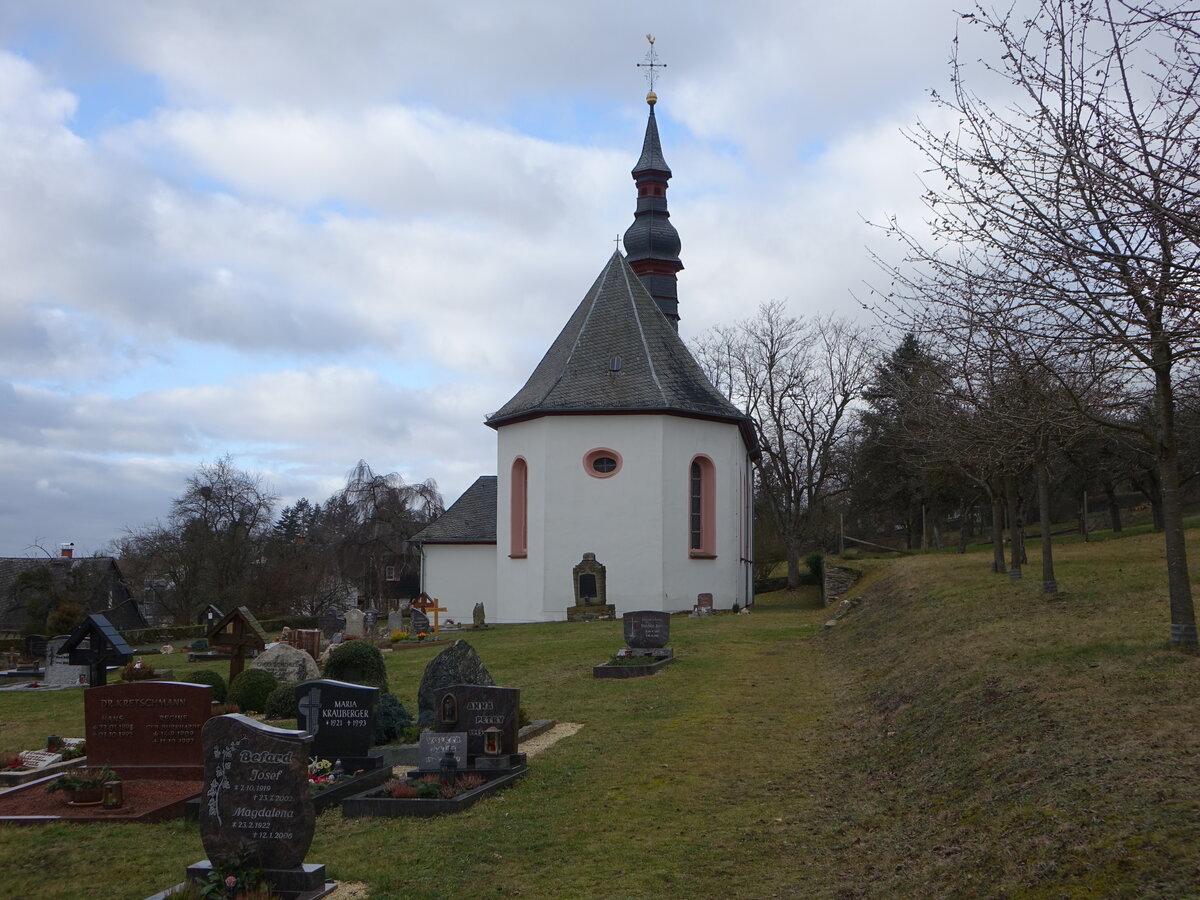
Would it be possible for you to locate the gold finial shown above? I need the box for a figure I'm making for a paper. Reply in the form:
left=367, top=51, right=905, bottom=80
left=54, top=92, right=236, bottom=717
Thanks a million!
left=637, top=34, right=666, bottom=95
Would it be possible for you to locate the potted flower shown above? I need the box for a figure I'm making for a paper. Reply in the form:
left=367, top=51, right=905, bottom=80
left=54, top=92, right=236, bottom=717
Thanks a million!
left=46, top=764, right=117, bottom=804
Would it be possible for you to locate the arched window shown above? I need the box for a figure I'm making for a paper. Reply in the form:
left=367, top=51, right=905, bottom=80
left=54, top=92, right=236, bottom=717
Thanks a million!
left=689, top=455, right=716, bottom=558
left=510, top=456, right=528, bottom=559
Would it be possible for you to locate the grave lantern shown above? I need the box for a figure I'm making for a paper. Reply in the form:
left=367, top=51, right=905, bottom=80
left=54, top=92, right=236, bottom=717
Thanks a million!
left=440, top=748, right=459, bottom=784
left=483, top=726, right=502, bottom=756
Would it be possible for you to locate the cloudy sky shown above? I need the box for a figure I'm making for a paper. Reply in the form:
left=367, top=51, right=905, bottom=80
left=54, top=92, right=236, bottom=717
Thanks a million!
left=0, top=0, right=1007, bottom=557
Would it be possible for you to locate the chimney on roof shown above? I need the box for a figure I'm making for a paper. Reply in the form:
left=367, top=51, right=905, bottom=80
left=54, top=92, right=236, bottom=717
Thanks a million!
left=59, top=542, right=74, bottom=559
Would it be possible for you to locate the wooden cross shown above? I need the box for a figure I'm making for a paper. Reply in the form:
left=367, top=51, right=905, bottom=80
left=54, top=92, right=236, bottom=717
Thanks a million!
left=208, top=607, right=267, bottom=682
left=428, top=600, right=449, bottom=637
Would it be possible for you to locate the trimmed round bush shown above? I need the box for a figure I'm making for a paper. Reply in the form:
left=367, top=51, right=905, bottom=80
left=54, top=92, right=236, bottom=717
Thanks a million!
left=264, top=683, right=298, bottom=721
left=228, top=668, right=279, bottom=714
left=374, top=692, right=413, bottom=745
left=322, top=640, right=389, bottom=692
left=186, top=669, right=227, bottom=702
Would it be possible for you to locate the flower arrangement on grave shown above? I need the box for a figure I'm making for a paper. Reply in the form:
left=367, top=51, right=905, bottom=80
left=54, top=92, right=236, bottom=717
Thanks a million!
left=45, top=764, right=118, bottom=802
left=163, top=848, right=273, bottom=900
left=381, top=772, right=485, bottom=800
left=2, top=755, right=24, bottom=771
left=160, top=643, right=175, bottom=655
left=122, top=657, right=159, bottom=681
left=389, top=629, right=410, bottom=643
left=306, top=756, right=363, bottom=794
left=416, top=632, right=428, bottom=642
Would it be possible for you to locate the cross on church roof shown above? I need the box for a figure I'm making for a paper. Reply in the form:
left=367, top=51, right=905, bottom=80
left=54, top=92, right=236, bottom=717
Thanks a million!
left=637, top=34, right=666, bottom=92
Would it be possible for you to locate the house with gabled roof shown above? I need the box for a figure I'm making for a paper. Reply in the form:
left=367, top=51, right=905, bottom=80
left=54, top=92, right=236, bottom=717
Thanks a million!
left=413, top=89, right=758, bottom=624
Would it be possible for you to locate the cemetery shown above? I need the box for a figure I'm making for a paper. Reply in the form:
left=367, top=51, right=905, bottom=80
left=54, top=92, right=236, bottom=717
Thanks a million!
left=0, top=539, right=1197, bottom=897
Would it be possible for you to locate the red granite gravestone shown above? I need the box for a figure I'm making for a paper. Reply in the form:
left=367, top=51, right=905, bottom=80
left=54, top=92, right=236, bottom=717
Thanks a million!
left=84, top=681, right=213, bottom=779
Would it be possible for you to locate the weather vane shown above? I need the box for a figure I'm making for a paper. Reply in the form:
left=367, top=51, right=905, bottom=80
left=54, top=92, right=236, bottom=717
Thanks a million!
left=637, top=34, right=666, bottom=92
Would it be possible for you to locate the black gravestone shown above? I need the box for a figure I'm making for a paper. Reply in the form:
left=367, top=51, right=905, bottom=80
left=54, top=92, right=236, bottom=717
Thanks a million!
left=418, top=731, right=468, bottom=771
left=410, top=608, right=430, bottom=633
left=362, top=608, right=379, bottom=634
left=624, top=610, right=671, bottom=649
left=199, top=715, right=316, bottom=872
left=579, top=573, right=597, bottom=600
left=294, top=679, right=379, bottom=769
left=316, top=611, right=344, bottom=640
left=435, top=684, right=520, bottom=762
left=24, top=634, right=46, bottom=660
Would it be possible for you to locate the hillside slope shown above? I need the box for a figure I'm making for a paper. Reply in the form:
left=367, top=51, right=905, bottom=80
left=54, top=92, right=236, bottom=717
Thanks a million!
left=814, top=538, right=1200, bottom=898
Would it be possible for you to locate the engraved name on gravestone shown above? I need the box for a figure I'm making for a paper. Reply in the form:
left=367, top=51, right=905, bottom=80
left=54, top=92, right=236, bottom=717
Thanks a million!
left=44, top=635, right=87, bottom=686
left=84, top=681, right=212, bottom=772
left=435, top=684, right=520, bottom=759
left=418, top=731, right=468, bottom=771
left=624, top=610, right=671, bottom=649
left=294, top=680, right=378, bottom=761
left=200, top=715, right=315, bottom=871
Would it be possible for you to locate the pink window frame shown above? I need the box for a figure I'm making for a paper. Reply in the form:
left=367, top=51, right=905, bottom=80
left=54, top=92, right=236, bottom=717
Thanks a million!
left=689, top=454, right=717, bottom=558
left=510, top=456, right=528, bottom=559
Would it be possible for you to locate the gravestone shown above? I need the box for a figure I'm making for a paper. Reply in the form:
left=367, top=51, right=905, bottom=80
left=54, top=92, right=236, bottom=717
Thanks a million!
left=362, top=607, right=379, bottom=634
left=294, top=679, right=379, bottom=770
left=386, top=610, right=405, bottom=634
left=44, top=635, right=87, bottom=686
left=434, top=684, right=522, bottom=768
left=416, top=640, right=494, bottom=728
left=84, top=681, right=212, bottom=778
left=61, top=614, right=134, bottom=686
left=195, top=714, right=325, bottom=895
left=292, top=629, right=321, bottom=661
left=567, top=553, right=615, bottom=621
left=696, top=593, right=714, bottom=611
left=207, top=606, right=268, bottom=681
left=418, top=731, right=468, bottom=771
left=316, top=610, right=344, bottom=640
left=473, top=603, right=486, bottom=628
left=410, top=607, right=430, bottom=634
left=23, top=634, right=46, bottom=661
left=624, top=611, right=671, bottom=649
left=343, top=608, right=365, bottom=637
left=250, top=642, right=320, bottom=684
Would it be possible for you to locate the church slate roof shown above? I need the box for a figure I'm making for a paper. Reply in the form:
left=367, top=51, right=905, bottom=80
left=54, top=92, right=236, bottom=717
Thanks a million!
left=486, top=252, right=757, bottom=453
left=410, top=476, right=497, bottom=544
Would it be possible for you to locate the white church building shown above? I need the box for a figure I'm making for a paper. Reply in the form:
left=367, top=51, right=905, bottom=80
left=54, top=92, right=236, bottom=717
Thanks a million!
left=412, top=90, right=758, bottom=624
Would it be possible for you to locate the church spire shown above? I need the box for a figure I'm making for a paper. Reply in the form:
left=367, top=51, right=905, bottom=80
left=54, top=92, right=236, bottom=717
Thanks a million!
left=623, top=37, right=683, bottom=328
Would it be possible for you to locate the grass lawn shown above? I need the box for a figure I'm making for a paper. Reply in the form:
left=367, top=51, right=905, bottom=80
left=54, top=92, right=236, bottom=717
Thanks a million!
left=0, top=528, right=1197, bottom=898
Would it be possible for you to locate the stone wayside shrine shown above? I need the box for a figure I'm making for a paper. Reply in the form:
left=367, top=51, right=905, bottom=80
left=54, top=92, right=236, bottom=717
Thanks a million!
left=593, top=610, right=676, bottom=678
left=170, top=715, right=333, bottom=900
left=567, top=553, right=615, bottom=622
left=207, top=606, right=268, bottom=681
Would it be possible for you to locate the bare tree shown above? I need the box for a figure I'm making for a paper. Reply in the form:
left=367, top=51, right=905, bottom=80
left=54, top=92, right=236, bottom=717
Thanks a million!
left=694, top=302, right=872, bottom=586
left=874, top=0, right=1200, bottom=645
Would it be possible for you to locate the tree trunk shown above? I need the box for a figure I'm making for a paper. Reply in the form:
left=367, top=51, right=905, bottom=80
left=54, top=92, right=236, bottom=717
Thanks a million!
left=1037, top=462, right=1057, bottom=594
left=785, top=538, right=802, bottom=589
left=1104, top=480, right=1122, bottom=533
left=990, top=489, right=1007, bottom=574
left=1152, top=362, right=1197, bottom=647
left=1005, top=476, right=1023, bottom=578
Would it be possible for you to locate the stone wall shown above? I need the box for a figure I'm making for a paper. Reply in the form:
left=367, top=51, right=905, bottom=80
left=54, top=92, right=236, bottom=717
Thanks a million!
left=821, top=562, right=860, bottom=608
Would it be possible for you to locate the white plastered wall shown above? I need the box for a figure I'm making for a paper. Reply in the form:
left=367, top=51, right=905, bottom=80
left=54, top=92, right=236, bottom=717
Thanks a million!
left=420, top=543, right=498, bottom=625
left=495, top=413, right=752, bottom=622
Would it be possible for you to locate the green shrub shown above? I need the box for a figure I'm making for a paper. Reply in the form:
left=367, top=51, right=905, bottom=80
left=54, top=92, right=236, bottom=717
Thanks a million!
left=805, top=552, right=824, bottom=584
left=264, top=683, right=298, bottom=721
left=374, top=692, right=413, bottom=745
left=322, top=641, right=389, bottom=692
left=228, top=669, right=279, bottom=714
left=185, top=669, right=227, bottom=702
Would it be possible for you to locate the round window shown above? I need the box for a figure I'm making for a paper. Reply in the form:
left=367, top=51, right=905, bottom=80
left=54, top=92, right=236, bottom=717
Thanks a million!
left=591, top=456, right=617, bottom=474
left=583, top=448, right=622, bottom=479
